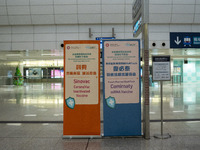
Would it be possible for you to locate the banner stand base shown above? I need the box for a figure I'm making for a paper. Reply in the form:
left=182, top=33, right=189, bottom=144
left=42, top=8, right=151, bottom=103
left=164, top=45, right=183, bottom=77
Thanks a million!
left=154, top=133, right=171, bottom=139
left=62, top=135, right=101, bottom=139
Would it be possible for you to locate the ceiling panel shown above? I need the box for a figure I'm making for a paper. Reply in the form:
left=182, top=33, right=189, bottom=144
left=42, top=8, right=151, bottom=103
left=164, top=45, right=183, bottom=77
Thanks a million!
left=102, top=5, right=125, bottom=14
left=12, top=42, right=34, bottom=50
left=171, top=14, right=194, bottom=23
left=149, top=0, right=172, bottom=5
left=54, top=0, right=76, bottom=5
left=30, top=6, right=54, bottom=15
left=173, top=0, right=196, bottom=5
left=31, top=15, right=55, bottom=25
left=197, top=0, right=200, bottom=4
left=30, top=0, right=53, bottom=5
left=149, top=5, right=172, bottom=14
left=0, top=26, right=11, bottom=33
left=102, top=14, right=124, bottom=23
left=54, top=14, right=78, bottom=24
left=149, top=14, right=171, bottom=23
left=0, top=0, right=6, bottom=5
left=9, top=15, right=31, bottom=25
left=0, top=34, right=11, bottom=42
left=7, top=6, right=30, bottom=15
left=78, top=5, right=101, bottom=14
left=34, top=26, right=56, bottom=34
left=102, top=0, right=125, bottom=4
left=125, top=14, right=132, bottom=23
left=0, top=6, right=7, bottom=15
left=7, top=0, right=29, bottom=6
left=12, top=34, right=33, bottom=42
left=12, top=26, right=33, bottom=34
left=56, top=25, right=78, bottom=33
left=78, top=14, right=101, bottom=24
left=0, top=43, right=11, bottom=51
left=78, top=0, right=101, bottom=5
left=172, top=5, right=195, bottom=14
left=194, top=14, right=200, bottom=23
left=54, top=5, right=77, bottom=14
left=0, top=1, right=199, bottom=25
left=0, top=16, right=9, bottom=25
left=195, top=5, right=200, bottom=13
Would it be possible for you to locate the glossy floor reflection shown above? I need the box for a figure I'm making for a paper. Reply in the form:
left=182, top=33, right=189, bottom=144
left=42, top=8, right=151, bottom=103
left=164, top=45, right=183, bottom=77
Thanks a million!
left=1, top=82, right=200, bottom=149
left=0, top=83, right=63, bottom=121
left=149, top=81, right=200, bottom=120
left=0, top=122, right=200, bottom=150
left=1, top=82, right=200, bottom=121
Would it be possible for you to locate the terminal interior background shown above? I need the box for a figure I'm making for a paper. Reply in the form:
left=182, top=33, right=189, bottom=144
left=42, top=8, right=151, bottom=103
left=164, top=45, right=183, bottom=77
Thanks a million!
left=0, top=0, right=200, bottom=127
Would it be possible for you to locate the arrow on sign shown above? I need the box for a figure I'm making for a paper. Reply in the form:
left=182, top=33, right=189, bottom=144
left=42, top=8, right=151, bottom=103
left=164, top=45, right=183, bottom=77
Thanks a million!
left=174, top=36, right=181, bottom=45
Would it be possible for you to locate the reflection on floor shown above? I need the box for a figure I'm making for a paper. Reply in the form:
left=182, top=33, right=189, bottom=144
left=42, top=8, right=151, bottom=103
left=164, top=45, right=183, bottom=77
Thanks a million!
left=1, top=82, right=200, bottom=122
left=149, top=81, right=200, bottom=120
left=1, top=82, right=200, bottom=149
left=0, top=83, right=63, bottom=121
left=0, top=122, right=200, bottom=150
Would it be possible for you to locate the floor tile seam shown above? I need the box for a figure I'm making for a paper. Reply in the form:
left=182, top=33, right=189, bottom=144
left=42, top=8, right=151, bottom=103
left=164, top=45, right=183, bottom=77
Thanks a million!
left=53, top=137, right=63, bottom=150
left=5, top=128, right=44, bottom=138
left=156, top=134, right=200, bottom=137
left=20, top=137, right=60, bottom=150
left=1, top=119, right=200, bottom=124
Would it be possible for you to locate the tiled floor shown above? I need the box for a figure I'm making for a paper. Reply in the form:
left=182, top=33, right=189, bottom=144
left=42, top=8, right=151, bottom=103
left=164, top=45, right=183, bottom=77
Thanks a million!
left=1, top=82, right=200, bottom=149
left=0, top=122, right=200, bottom=150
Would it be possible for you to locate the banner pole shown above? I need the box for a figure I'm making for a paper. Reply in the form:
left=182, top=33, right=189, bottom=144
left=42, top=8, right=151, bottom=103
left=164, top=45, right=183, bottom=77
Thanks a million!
left=161, top=81, right=163, bottom=136
left=142, top=23, right=150, bottom=140
left=154, top=81, right=171, bottom=139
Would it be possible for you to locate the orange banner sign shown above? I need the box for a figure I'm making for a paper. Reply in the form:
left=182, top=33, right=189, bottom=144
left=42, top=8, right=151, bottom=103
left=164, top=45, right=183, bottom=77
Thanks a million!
left=63, top=41, right=100, bottom=137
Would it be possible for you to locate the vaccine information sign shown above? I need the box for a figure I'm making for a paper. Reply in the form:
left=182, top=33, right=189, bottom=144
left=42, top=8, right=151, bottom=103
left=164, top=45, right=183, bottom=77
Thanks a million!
left=103, top=39, right=141, bottom=136
left=63, top=41, right=100, bottom=137
left=152, top=56, right=171, bottom=81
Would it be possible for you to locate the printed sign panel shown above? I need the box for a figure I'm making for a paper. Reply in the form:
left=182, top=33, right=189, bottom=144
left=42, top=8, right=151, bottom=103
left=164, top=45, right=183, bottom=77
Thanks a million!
left=65, top=44, right=99, bottom=105
left=103, top=39, right=141, bottom=136
left=104, top=41, right=140, bottom=104
left=152, top=56, right=171, bottom=81
left=63, top=41, right=100, bottom=137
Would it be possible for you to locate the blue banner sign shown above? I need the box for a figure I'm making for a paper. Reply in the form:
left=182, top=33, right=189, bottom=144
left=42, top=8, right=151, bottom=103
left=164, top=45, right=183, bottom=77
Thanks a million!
left=103, top=39, right=141, bottom=136
left=170, top=32, right=200, bottom=48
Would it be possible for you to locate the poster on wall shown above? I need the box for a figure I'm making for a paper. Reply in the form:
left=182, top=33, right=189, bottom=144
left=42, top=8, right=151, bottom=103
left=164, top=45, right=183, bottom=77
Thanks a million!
left=103, top=39, right=141, bottom=136
left=29, top=68, right=41, bottom=79
left=63, top=40, right=100, bottom=137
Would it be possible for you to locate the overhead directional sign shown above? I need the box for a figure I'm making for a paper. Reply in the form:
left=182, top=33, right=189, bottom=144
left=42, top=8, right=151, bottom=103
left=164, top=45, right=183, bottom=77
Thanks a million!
left=170, top=32, right=200, bottom=48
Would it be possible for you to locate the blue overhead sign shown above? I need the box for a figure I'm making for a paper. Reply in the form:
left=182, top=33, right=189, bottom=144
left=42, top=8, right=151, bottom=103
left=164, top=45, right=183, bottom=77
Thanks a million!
left=170, top=32, right=200, bottom=48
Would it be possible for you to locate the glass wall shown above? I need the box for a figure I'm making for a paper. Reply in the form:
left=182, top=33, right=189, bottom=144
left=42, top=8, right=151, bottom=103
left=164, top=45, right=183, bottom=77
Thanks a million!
left=0, top=50, right=64, bottom=122
left=1, top=49, right=200, bottom=122
left=149, top=57, right=200, bottom=121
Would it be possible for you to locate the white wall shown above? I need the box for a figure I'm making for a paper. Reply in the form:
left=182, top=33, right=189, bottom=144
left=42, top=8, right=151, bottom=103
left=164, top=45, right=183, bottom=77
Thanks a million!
left=149, top=0, right=200, bottom=24
left=0, top=24, right=134, bottom=51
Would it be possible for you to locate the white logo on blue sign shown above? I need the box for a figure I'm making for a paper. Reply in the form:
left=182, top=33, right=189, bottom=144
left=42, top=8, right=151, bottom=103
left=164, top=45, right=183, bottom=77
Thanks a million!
left=106, top=96, right=116, bottom=109
left=184, top=36, right=192, bottom=47
left=193, top=37, right=200, bottom=45
left=65, top=97, right=75, bottom=109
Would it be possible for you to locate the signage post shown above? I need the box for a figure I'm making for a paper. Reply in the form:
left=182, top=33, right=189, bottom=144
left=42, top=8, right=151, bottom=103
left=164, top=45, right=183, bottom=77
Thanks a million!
left=63, top=40, right=100, bottom=138
left=103, top=39, right=141, bottom=136
left=152, top=55, right=171, bottom=139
